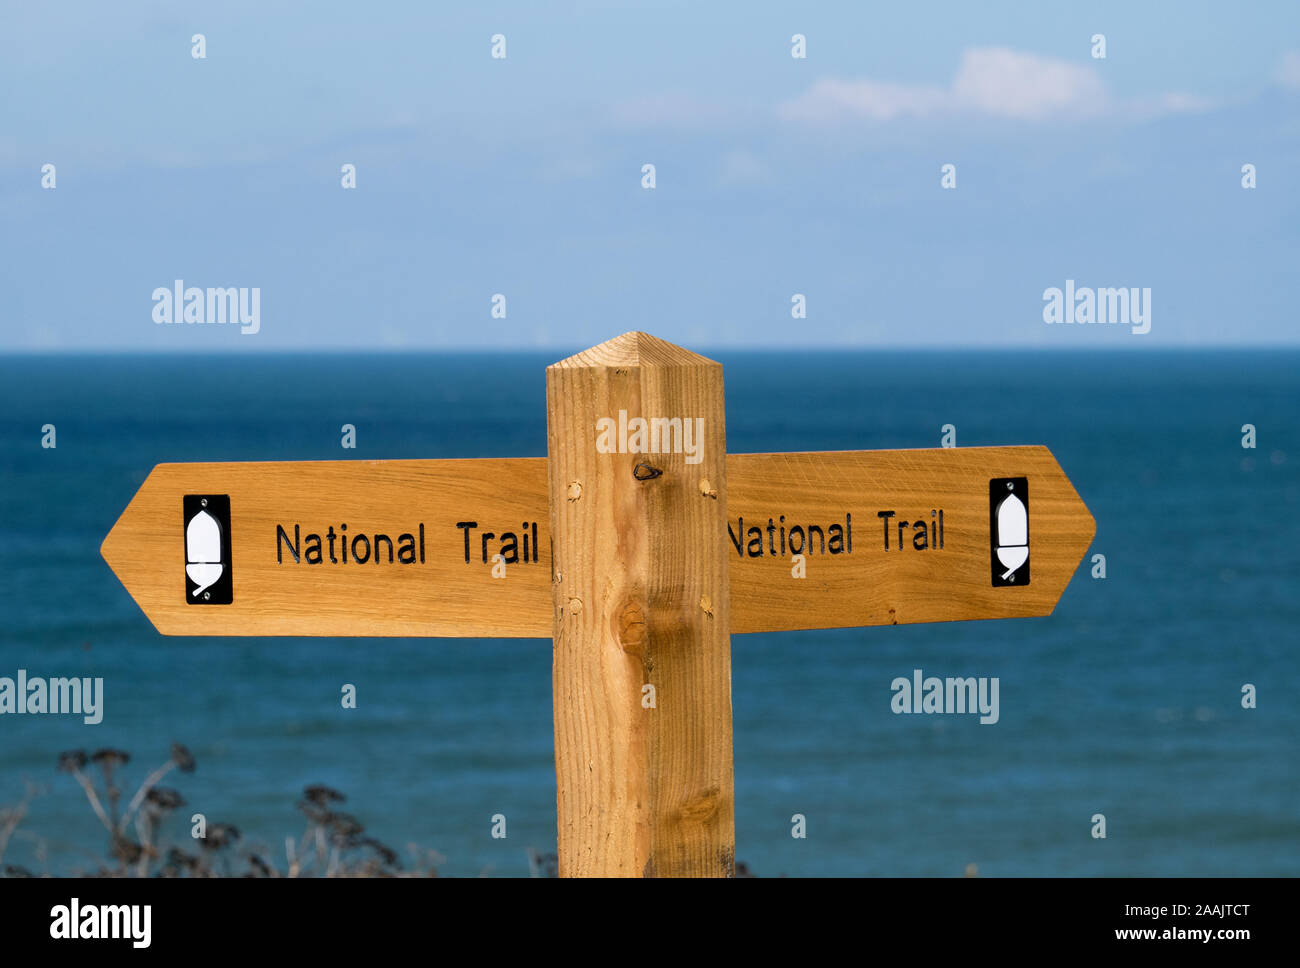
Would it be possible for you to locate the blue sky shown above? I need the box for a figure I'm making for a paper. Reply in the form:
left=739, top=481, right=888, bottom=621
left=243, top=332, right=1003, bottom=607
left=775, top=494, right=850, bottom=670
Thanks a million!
left=1, top=1, right=1297, bottom=350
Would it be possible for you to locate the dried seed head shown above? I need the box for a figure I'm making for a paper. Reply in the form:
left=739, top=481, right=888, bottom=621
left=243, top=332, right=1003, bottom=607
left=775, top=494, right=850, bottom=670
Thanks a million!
left=303, top=784, right=346, bottom=806
left=170, top=743, right=196, bottom=773
left=296, top=800, right=331, bottom=825
left=362, top=838, right=400, bottom=868
left=57, top=750, right=88, bottom=773
left=327, top=812, right=364, bottom=839
left=145, top=787, right=186, bottom=811
left=111, top=836, right=143, bottom=864
left=247, top=854, right=273, bottom=877
left=165, top=847, right=200, bottom=871
left=200, top=823, right=241, bottom=850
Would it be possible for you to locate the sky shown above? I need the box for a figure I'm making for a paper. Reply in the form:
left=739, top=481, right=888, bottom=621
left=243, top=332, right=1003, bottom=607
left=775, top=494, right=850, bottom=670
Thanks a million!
left=1, top=0, right=1297, bottom=350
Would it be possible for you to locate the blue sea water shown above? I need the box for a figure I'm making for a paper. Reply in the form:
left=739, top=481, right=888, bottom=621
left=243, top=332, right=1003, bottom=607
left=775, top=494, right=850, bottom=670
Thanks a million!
left=0, top=349, right=1296, bottom=877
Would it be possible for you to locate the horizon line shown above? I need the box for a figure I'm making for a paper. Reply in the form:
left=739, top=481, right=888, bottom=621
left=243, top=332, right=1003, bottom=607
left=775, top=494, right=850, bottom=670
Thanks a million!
left=3, top=342, right=1300, bottom=356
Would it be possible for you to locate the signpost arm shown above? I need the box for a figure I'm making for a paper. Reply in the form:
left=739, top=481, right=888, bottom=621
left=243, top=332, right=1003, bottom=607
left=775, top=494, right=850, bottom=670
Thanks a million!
left=546, top=332, right=736, bottom=877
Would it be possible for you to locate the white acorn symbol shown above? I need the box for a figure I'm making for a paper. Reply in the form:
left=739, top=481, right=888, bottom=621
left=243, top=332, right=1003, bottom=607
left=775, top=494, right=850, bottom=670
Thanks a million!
left=186, top=509, right=224, bottom=596
left=995, top=492, right=1028, bottom=580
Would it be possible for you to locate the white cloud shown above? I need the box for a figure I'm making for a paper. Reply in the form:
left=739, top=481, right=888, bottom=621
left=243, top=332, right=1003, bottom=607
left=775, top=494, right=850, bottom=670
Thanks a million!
left=776, top=78, right=948, bottom=122
left=1128, top=91, right=1219, bottom=119
left=778, top=47, right=1210, bottom=124
left=951, top=48, right=1107, bottom=120
left=1277, top=51, right=1300, bottom=90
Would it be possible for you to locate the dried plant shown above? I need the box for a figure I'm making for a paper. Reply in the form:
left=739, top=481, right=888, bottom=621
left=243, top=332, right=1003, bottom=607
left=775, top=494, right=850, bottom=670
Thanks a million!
left=43, top=745, right=442, bottom=877
left=13, top=743, right=759, bottom=877
left=0, top=783, right=41, bottom=872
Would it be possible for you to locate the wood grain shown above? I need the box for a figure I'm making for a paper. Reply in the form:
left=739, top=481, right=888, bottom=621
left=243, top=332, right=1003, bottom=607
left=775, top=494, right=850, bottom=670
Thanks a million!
left=726, top=446, right=1096, bottom=632
left=102, top=447, right=1093, bottom=637
left=100, top=458, right=551, bottom=637
left=547, top=332, right=735, bottom=877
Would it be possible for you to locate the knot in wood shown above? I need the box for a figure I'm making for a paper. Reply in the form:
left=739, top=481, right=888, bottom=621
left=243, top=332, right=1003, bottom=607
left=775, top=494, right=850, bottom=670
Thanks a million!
left=615, top=599, right=648, bottom=656
left=678, top=786, right=722, bottom=824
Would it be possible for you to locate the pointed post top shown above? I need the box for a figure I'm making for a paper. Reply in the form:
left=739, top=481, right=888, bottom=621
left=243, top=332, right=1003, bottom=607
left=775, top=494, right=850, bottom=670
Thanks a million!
left=548, top=331, right=719, bottom=370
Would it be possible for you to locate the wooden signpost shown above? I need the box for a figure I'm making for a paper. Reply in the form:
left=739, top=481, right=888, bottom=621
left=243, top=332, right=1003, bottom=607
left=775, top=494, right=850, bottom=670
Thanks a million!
left=102, top=332, right=1095, bottom=876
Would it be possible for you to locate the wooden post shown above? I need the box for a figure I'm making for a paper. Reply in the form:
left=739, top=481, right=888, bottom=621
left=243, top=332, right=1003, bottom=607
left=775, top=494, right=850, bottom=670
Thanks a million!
left=546, top=332, right=735, bottom=877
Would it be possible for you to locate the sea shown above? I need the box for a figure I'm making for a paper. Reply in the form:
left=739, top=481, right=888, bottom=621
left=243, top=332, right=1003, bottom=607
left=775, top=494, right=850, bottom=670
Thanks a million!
left=0, top=349, right=1296, bottom=877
